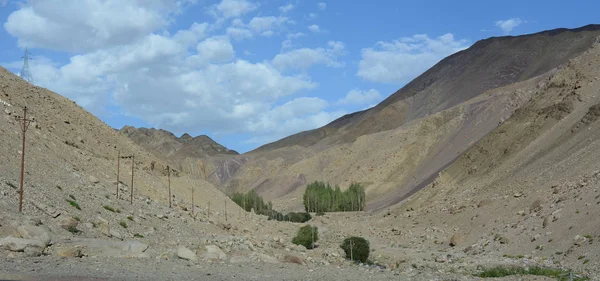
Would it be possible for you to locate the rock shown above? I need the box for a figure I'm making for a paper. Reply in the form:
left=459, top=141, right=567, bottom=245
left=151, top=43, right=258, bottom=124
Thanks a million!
left=542, top=216, right=549, bottom=228
left=177, top=246, right=198, bottom=261
left=530, top=199, right=543, bottom=212
left=24, top=246, right=43, bottom=257
left=284, top=254, right=305, bottom=265
left=56, top=238, right=148, bottom=258
left=31, top=201, right=60, bottom=218
left=513, top=192, right=523, bottom=198
left=100, top=224, right=111, bottom=237
left=0, top=237, right=46, bottom=252
left=84, top=223, right=94, bottom=229
left=59, top=218, right=79, bottom=230
left=89, top=176, right=100, bottom=184
left=257, top=253, right=279, bottom=264
left=449, top=233, right=462, bottom=247
left=463, top=244, right=484, bottom=255
left=17, top=225, right=51, bottom=246
left=218, top=222, right=232, bottom=231
left=57, top=248, right=84, bottom=258
left=109, top=229, right=122, bottom=240
left=574, top=235, right=588, bottom=246
left=200, top=245, right=226, bottom=260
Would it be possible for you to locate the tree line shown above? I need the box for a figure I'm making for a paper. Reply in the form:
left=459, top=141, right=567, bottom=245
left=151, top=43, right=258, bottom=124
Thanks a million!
left=230, top=190, right=311, bottom=223
left=302, top=181, right=365, bottom=212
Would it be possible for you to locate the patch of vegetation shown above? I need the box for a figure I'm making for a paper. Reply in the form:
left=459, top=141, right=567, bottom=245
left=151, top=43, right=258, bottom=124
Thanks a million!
left=119, top=221, right=127, bottom=228
left=134, top=233, right=144, bottom=238
left=292, top=225, right=318, bottom=249
left=66, top=199, right=81, bottom=210
left=127, top=216, right=134, bottom=221
left=5, top=181, right=17, bottom=189
left=67, top=226, right=80, bottom=234
left=475, top=266, right=588, bottom=280
left=583, top=259, right=589, bottom=265
left=230, top=191, right=311, bottom=223
left=103, top=205, right=117, bottom=213
left=316, top=211, right=325, bottom=216
left=340, top=237, right=370, bottom=263
left=73, top=216, right=81, bottom=221
left=303, top=181, right=365, bottom=212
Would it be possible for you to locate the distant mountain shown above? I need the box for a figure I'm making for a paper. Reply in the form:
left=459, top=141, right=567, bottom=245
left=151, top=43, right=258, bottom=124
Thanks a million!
left=120, top=126, right=240, bottom=180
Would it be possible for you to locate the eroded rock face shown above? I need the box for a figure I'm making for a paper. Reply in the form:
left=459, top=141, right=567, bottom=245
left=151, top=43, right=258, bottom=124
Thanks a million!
left=200, top=245, right=226, bottom=260
left=17, top=225, right=51, bottom=246
left=0, top=236, right=46, bottom=252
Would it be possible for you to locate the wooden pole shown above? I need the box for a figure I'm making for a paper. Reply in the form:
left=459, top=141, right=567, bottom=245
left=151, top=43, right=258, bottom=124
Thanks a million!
left=191, top=185, right=194, bottom=215
left=16, top=106, right=31, bottom=213
left=116, top=151, right=120, bottom=199
left=167, top=165, right=171, bottom=208
left=130, top=154, right=134, bottom=204
left=224, top=199, right=228, bottom=221
left=208, top=201, right=211, bottom=218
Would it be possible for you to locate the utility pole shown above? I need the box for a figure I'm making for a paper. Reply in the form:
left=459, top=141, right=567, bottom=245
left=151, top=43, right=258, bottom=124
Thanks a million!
left=167, top=165, right=171, bottom=208
left=15, top=106, right=32, bottom=213
left=130, top=154, right=134, bottom=204
left=191, top=185, right=195, bottom=215
left=116, top=151, right=120, bottom=199
left=224, top=199, right=228, bottom=221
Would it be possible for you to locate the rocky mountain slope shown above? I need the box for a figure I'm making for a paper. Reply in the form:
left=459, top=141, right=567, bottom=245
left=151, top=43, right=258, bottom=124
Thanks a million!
left=119, top=126, right=239, bottom=179
left=214, top=25, right=600, bottom=212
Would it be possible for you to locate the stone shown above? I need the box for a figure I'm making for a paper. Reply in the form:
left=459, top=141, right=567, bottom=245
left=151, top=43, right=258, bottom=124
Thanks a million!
left=59, top=218, right=79, bottom=230
left=257, top=253, right=279, bottom=264
left=513, top=192, right=523, bottom=198
left=177, top=246, right=198, bottom=261
left=84, top=223, right=94, bottom=229
left=31, top=201, right=61, bottom=218
left=200, top=245, right=226, bottom=260
left=56, top=238, right=148, bottom=258
left=449, top=233, right=462, bottom=247
left=0, top=237, right=46, bottom=252
left=100, top=224, right=111, bottom=237
left=109, top=229, right=122, bottom=240
left=463, top=244, right=484, bottom=255
left=574, top=235, right=588, bottom=246
left=57, top=248, right=84, bottom=258
left=17, top=225, right=51, bottom=246
left=284, top=254, right=305, bottom=265
left=24, top=246, right=43, bottom=257
left=89, top=176, right=100, bottom=184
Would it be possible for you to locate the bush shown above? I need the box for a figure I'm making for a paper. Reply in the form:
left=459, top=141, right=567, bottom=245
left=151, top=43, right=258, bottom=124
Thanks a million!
left=119, top=221, right=128, bottom=228
left=292, top=225, right=318, bottom=249
left=286, top=212, right=312, bottom=223
left=66, top=199, right=81, bottom=210
left=340, top=237, right=370, bottom=263
left=316, top=211, right=325, bottom=216
left=475, top=265, right=588, bottom=280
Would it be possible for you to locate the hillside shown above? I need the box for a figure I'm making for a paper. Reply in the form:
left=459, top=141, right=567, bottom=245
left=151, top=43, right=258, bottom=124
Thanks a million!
left=216, top=25, right=600, bottom=213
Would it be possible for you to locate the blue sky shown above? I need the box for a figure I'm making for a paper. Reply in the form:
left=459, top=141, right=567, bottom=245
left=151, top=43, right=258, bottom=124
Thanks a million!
left=0, top=0, right=598, bottom=153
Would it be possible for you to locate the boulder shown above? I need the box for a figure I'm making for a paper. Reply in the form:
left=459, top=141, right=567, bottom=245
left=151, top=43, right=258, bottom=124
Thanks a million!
left=230, top=255, right=251, bottom=263
left=57, top=247, right=84, bottom=258
left=449, top=233, right=462, bottom=247
left=0, top=237, right=46, bottom=252
left=59, top=218, right=79, bottom=230
left=177, top=246, right=198, bottom=261
left=200, top=245, right=226, bottom=260
left=89, top=176, right=100, bottom=184
left=17, top=225, right=51, bottom=246
left=283, top=254, right=305, bottom=265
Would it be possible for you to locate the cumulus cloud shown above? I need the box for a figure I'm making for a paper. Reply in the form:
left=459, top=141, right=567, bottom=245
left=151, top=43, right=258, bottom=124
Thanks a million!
left=357, top=33, right=469, bottom=84
left=272, top=41, right=346, bottom=71
left=3, top=0, right=191, bottom=52
left=318, top=2, right=327, bottom=10
left=337, top=89, right=381, bottom=105
left=210, top=0, right=258, bottom=19
left=308, top=24, right=321, bottom=33
left=281, top=32, right=305, bottom=49
left=3, top=0, right=347, bottom=148
left=495, top=18, right=522, bottom=34
left=279, top=3, right=294, bottom=13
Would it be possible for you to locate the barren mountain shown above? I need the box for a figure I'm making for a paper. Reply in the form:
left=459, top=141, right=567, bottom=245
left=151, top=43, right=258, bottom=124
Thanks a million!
left=216, top=25, right=600, bottom=213
left=119, top=126, right=239, bottom=179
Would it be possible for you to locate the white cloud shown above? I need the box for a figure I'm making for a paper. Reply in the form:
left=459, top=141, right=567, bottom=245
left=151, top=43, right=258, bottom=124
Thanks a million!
left=273, top=41, right=346, bottom=71
left=3, top=0, right=191, bottom=52
left=495, top=18, right=522, bottom=34
left=318, top=2, right=327, bottom=10
left=337, top=89, right=381, bottom=105
left=279, top=3, right=294, bottom=13
left=211, top=0, right=258, bottom=19
left=195, top=36, right=234, bottom=63
left=357, top=33, right=469, bottom=84
left=281, top=32, right=305, bottom=49
left=3, top=1, right=345, bottom=147
left=308, top=24, right=321, bottom=33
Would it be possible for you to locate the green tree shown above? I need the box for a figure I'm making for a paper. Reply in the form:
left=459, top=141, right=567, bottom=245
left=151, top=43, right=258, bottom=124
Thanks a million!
left=340, top=237, right=370, bottom=263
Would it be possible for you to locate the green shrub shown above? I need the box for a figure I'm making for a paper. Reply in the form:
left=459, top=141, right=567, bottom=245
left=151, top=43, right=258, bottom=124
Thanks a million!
left=67, top=226, right=79, bottom=234
left=127, top=216, right=133, bottom=221
left=119, top=221, right=128, bottom=228
left=73, top=216, right=81, bottom=221
left=66, top=199, right=81, bottom=210
left=103, top=205, right=116, bottom=212
left=316, top=211, right=325, bottom=216
left=134, top=233, right=144, bottom=238
left=340, top=237, right=370, bottom=263
left=292, top=225, right=318, bottom=249
left=286, top=212, right=312, bottom=223
left=5, top=181, right=17, bottom=189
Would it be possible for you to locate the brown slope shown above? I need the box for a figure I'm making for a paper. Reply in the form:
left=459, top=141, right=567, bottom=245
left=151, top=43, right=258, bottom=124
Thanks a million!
left=218, top=25, right=600, bottom=213
left=253, top=24, right=600, bottom=153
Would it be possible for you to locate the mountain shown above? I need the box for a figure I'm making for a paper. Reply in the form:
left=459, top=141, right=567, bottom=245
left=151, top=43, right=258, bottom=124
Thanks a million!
left=215, top=25, right=600, bottom=212
left=119, top=126, right=241, bottom=181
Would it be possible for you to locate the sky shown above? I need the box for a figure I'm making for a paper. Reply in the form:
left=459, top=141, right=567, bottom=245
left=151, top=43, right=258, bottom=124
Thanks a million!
left=0, top=0, right=598, bottom=153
